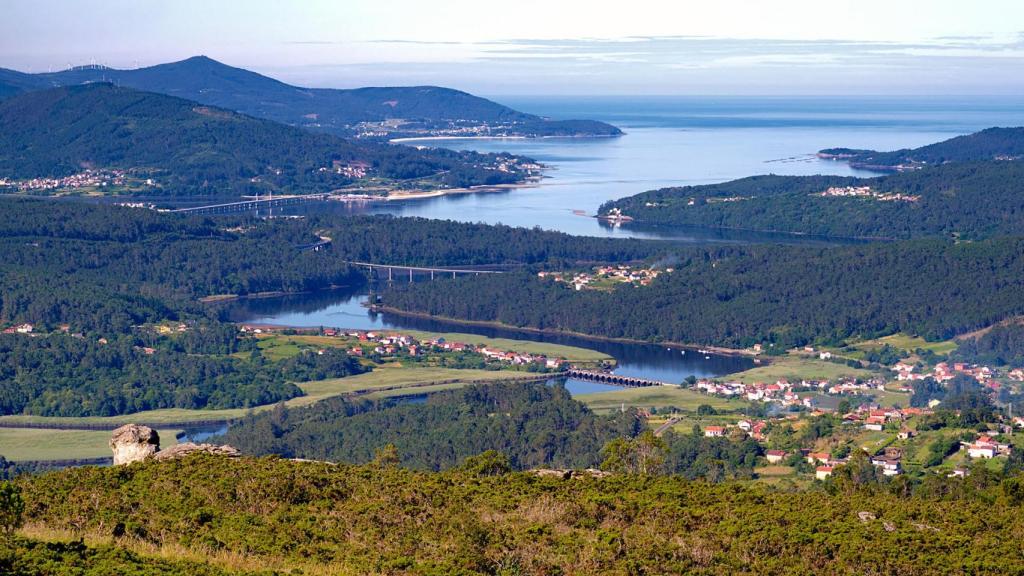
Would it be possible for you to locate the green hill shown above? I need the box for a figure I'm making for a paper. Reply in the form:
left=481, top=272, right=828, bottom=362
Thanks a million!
left=819, top=126, right=1024, bottom=169
left=0, top=56, right=622, bottom=139
left=0, top=83, right=528, bottom=197
left=600, top=159, right=1024, bottom=239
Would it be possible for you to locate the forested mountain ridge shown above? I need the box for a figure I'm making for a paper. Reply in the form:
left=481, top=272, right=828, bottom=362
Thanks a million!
left=382, top=237, right=1024, bottom=349
left=0, top=83, right=528, bottom=197
left=599, top=159, right=1024, bottom=239
left=0, top=56, right=622, bottom=138
left=819, top=126, right=1024, bottom=169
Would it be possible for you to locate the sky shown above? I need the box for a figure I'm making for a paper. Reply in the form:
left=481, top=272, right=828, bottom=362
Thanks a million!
left=2, top=0, right=1023, bottom=95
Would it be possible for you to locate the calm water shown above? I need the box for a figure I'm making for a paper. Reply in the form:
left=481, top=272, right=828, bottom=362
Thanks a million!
left=278, top=96, right=1024, bottom=239
left=222, top=286, right=754, bottom=390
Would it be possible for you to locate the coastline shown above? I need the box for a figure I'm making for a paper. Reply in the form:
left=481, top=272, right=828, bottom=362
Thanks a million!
left=382, top=178, right=542, bottom=201
left=370, top=304, right=757, bottom=358
left=389, top=134, right=621, bottom=144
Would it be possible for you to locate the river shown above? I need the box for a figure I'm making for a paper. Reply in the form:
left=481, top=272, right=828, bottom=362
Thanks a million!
left=221, top=285, right=755, bottom=395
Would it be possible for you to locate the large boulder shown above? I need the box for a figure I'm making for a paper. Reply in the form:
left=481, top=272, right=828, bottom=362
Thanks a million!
left=109, top=424, right=241, bottom=464
left=109, top=424, right=160, bottom=465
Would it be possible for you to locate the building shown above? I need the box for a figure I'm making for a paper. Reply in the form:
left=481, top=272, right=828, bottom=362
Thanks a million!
left=704, top=426, right=726, bottom=438
left=766, top=450, right=787, bottom=464
left=815, top=466, right=833, bottom=480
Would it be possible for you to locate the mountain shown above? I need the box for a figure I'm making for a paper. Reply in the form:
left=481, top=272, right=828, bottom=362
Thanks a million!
left=0, top=56, right=622, bottom=139
left=0, top=83, right=531, bottom=197
left=818, top=126, right=1024, bottom=170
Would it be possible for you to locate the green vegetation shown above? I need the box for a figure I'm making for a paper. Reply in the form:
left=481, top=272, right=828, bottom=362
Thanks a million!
left=384, top=237, right=1024, bottom=349
left=600, top=157, right=1024, bottom=240
left=576, top=385, right=747, bottom=414
left=221, top=381, right=642, bottom=471
left=954, top=320, right=1024, bottom=366
left=0, top=367, right=539, bottom=427
left=0, top=83, right=527, bottom=198
left=819, top=127, right=1024, bottom=169
left=6, top=455, right=1024, bottom=574
left=726, top=355, right=872, bottom=384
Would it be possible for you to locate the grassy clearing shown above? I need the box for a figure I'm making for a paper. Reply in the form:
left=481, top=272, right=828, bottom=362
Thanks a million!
left=0, top=428, right=181, bottom=461
left=0, top=367, right=541, bottom=427
left=577, top=385, right=749, bottom=414
left=253, top=331, right=611, bottom=364
left=756, top=465, right=796, bottom=477
left=852, top=334, right=958, bottom=356
left=726, top=355, right=872, bottom=384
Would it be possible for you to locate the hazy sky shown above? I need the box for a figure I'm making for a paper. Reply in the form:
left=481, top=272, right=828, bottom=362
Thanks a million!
left=2, top=0, right=1023, bottom=95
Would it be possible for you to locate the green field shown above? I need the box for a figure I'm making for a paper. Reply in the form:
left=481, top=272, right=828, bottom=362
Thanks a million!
left=0, top=427, right=181, bottom=461
left=726, top=355, right=872, bottom=384
left=577, top=385, right=749, bottom=415
left=0, top=367, right=542, bottom=427
left=254, top=331, right=611, bottom=364
left=852, top=334, right=958, bottom=356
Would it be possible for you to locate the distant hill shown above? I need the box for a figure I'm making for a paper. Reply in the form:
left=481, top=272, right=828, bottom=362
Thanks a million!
left=599, top=159, right=1024, bottom=240
left=818, top=127, right=1024, bottom=170
left=0, top=56, right=622, bottom=139
left=0, top=83, right=530, bottom=197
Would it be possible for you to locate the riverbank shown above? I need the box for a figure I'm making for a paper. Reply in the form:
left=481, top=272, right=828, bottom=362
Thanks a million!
left=370, top=304, right=758, bottom=358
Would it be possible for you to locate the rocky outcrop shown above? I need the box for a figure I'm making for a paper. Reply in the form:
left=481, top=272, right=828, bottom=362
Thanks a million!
left=110, top=424, right=160, bottom=465
left=531, top=468, right=611, bottom=480
left=110, top=423, right=240, bottom=465
left=153, top=442, right=240, bottom=461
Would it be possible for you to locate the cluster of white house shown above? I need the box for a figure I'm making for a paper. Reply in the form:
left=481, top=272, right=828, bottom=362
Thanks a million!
left=539, top=264, right=667, bottom=291
left=893, top=361, right=994, bottom=384
left=6, top=169, right=131, bottom=191
left=242, top=326, right=567, bottom=370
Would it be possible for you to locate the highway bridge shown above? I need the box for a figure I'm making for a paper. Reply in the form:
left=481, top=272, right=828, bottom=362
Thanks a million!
left=169, top=193, right=330, bottom=215
left=353, top=261, right=507, bottom=282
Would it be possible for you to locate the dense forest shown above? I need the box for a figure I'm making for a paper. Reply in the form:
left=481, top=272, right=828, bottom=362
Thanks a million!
left=0, top=332, right=366, bottom=417
left=221, top=381, right=763, bottom=478
left=222, top=382, right=641, bottom=470
left=601, top=160, right=1024, bottom=239
left=6, top=454, right=1024, bottom=574
left=383, top=237, right=1024, bottom=348
left=819, top=126, right=1024, bottom=169
left=954, top=322, right=1024, bottom=366
left=0, top=83, right=528, bottom=197
left=0, top=56, right=622, bottom=139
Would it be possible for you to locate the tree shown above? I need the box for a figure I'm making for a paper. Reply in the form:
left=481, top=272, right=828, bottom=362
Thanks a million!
left=460, top=451, right=511, bottom=477
left=601, top=431, right=667, bottom=475
left=0, top=481, right=23, bottom=545
left=373, top=444, right=400, bottom=467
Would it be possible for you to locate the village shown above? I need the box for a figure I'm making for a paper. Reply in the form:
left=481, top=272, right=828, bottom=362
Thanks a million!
left=685, top=342, right=1022, bottom=482
left=816, top=185, right=920, bottom=202
left=1, top=168, right=139, bottom=193
left=539, top=264, right=669, bottom=291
